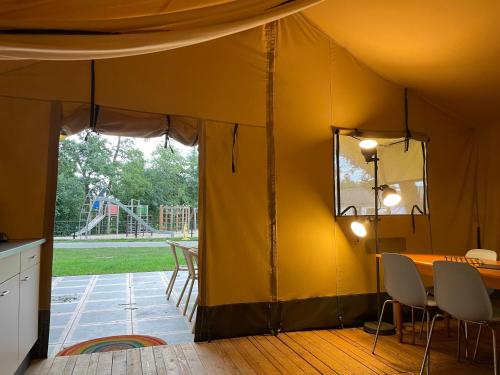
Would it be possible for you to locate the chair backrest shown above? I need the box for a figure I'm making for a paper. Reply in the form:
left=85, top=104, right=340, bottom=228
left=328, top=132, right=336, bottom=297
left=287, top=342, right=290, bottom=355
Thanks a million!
left=466, top=248, right=497, bottom=261
left=189, top=249, right=198, bottom=267
left=433, top=261, right=492, bottom=322
left=166, top=241, right=181, bottom=267
left=381, top=253, right=427, bottom=307
left=181, top=247, right=197, bottom=277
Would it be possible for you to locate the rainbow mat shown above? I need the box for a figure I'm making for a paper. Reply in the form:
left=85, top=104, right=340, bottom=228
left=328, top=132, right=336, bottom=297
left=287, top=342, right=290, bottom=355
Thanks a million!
left=57, top=335, right=166, bottom=356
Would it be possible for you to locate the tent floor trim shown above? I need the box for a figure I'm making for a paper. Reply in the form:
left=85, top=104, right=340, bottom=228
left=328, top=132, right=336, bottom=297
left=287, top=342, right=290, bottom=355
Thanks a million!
left=27, top=325, right=495, bottom=374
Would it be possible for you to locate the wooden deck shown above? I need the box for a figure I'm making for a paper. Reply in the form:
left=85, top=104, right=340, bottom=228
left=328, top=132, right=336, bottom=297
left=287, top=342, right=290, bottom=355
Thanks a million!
left=27, top=327, right=495, bottom=374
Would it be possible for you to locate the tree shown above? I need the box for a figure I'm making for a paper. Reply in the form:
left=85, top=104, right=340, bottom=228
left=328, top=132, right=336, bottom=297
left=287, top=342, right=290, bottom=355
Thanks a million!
left=113, top=148, right=152, bottom=204
left=55, top=134, right=199, bottom=234
left=184, top=147, right=199, bottom=207
left=59, top=133, right=116, bottom=196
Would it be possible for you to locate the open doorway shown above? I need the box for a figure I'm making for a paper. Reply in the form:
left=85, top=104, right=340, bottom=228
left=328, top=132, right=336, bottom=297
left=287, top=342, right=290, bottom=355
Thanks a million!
left=49, top=132, right=198, bottom=356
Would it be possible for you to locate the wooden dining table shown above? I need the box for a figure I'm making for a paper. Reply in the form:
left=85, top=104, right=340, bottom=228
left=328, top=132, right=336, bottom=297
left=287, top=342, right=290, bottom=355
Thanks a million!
left=377, top=253, right=500, bottom=341
left=403, top=253, right=500, bottom=289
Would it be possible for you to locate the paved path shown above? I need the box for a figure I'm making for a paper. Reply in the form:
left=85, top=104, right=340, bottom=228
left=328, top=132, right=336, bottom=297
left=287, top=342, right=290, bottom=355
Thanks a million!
left=54, top=241, right=198, bottom=249
left=49, top=271, right=196, bottom=356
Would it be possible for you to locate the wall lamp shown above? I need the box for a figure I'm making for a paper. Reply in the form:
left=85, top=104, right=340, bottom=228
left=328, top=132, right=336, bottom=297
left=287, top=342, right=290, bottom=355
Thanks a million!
left=380, top=185, right=402, bottom=207
left=359, top=139, right=378, bottom=162
left=340, top=205, right=368, bottom=238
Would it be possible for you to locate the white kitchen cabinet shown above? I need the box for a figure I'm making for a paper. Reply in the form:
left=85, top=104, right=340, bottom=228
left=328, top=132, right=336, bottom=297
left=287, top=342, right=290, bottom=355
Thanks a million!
left=0, top=240, right=45, bottom=375
left=18, top=264, right=40, bottom=363
left=0, top=276, right=20, bottom=375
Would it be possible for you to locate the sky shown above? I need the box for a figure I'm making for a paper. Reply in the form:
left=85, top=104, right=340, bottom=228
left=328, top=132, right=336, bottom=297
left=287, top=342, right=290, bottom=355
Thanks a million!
left=67, top=134, right=194, bottom=160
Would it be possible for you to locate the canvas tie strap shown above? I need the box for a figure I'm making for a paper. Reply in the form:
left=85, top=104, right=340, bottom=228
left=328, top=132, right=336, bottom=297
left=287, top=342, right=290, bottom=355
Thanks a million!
left=85, top=60, right=100, bottom=140
left=164, top=114, right=174, bottom=153
left=404, top=88, right=411, bottom=152
left=231, top=123, right=239, bottom=173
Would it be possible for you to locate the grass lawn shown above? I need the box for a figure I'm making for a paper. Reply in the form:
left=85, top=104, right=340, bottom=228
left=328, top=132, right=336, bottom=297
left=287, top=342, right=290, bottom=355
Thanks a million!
left=54, top=237, right=197, bottom=243
left=52, top=247, right=186, bottom=276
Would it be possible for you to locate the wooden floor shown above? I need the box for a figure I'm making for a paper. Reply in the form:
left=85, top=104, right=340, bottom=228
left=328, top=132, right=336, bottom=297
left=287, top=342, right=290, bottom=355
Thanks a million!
left=27, top=326, right=495, bottom=374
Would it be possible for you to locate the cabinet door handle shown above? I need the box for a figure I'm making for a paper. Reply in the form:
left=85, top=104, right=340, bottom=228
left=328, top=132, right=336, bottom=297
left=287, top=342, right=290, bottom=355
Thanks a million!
left=21, top=276, right=30, bottom=282
left=0, top=290, right=10, bottom=297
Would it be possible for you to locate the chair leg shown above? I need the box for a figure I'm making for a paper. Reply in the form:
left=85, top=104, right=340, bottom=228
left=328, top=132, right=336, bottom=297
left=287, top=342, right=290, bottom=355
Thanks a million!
left=420, top=313, right=443, bottom=375
left=412, top=307, right=416, bottom=344
left=462, top=321, right=470, bottom=360
left=183, top=278, right=195, bottom=316
left=189, top=298, right=198, bottom=322
left=426, top=310, right=430, bottom=375
left=372, top=299, right=393, bottom=354
left=166, top=268, right=178, bottom=299
left=457, top=320, right=462, bottom=362
left=420, top=308, right=426, bottom=339
left=176, top=275, right=190, bottom=308
left=490, top=325, right=497, bottom=375
left=473, top=324, right=483, bottom=362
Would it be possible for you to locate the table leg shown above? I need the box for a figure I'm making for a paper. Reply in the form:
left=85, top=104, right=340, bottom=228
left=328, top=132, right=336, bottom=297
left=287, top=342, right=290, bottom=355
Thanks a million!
left=393, top=302, right=404, bottom=342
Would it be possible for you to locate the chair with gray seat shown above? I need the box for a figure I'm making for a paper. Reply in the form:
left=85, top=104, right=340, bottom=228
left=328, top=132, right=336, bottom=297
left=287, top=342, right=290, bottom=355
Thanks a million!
left=420, top=261, right=499, bottom=375
left=372, top=253, right=436, bottom=368
left=465, top=248, right=498, bottom=357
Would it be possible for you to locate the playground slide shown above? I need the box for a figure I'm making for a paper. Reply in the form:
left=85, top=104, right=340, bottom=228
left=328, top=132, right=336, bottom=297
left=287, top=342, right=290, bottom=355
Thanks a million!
left=73, top=213, right=106, bottom=236
left=96, top=196, right=169, bottom=234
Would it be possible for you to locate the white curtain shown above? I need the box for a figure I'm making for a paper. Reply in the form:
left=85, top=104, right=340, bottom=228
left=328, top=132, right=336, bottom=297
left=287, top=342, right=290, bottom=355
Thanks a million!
left=0, top=0, right=321, bottom=60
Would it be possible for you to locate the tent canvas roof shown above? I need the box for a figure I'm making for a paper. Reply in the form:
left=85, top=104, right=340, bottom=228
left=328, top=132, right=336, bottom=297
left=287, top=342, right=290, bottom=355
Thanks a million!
left=303, top=0, right=500, bottom=126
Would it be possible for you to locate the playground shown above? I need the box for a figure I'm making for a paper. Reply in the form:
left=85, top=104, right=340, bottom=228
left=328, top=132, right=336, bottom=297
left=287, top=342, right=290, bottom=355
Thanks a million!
left=60, top=184, right=198, bottom=240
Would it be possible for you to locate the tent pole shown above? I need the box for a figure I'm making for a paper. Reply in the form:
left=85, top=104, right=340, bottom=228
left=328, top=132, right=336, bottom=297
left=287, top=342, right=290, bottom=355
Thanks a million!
left=364, top=151, right=395, bottom=335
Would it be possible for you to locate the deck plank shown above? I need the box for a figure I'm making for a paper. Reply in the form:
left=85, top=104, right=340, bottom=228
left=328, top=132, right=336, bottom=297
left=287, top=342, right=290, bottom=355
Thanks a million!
left=317, top=330, right=398, bottom=374
left=265, top=335, right=321, bottom=374
left=214, top=340, right=256, bottom=375
left=193, top=342, right=234, bottom=375
left=126, top=349, right=142, bottom=375
left=162, top=346, right=190, bottom=375
left=171, top=345, right=191, bottom=374
left=252, top=335, right=319, bottom=374
left=25, top=326, right=500, bottom=374
left=61, top=356, right=78, bottom=375
left=152, top=346, right=167, bottom=375
left=336, top=328, right=420, bottom=372
left=277, top=333, right=334, bottom=374
left=179, top=343, right=206, bottom=374
left=287, top=331, right=374, bottom=374
left=71, top=354, right=91, bottom=375
left=96, top=351, right=113, bottom=375
left=36, top=357, right=55, bottom=375
left=86, top=353, right=100, bottom=375
left=111, top=351, right=127, bottom=375
left=230, top=337, right=281, bottom=374
left=140, top=347, right=157, bottom=375
left=47, top=357, right=69, bottom=375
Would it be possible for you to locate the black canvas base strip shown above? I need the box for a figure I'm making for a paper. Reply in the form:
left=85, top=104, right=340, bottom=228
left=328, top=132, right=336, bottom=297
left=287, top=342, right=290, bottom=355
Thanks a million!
left=194, top=292, right=392, bottom=342
left=195, top=302, right=276, bottom=342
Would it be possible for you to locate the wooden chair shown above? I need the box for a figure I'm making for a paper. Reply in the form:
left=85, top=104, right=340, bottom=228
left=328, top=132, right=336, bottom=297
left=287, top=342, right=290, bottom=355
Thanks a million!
left=165, top=241, right=189, bottom=300
left=176, top=246, right=198, bottom=316
left=188, top=249, right=199, bottom=323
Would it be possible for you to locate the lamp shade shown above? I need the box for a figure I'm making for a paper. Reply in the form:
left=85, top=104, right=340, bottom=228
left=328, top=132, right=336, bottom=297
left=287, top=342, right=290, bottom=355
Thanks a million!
left=359, top=139, right=378, bottom=149
left=381, top=186, right=401, bottom=207
left=351, top=219, right=368, bottom=238
left=359, top=139, right=378, bottom=162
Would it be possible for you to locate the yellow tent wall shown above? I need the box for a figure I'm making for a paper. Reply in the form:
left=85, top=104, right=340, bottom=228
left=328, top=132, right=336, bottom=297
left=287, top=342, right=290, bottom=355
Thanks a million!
left=0, top=97, right=60, bottom=355
left=476, top=123, right=500, bottom=250
left=0, top=13, right=477, bottom=345
left=268, top=15, right=475, bottom=333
